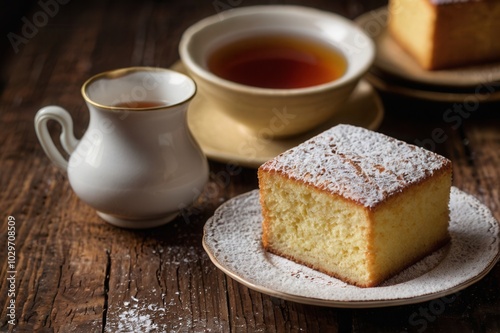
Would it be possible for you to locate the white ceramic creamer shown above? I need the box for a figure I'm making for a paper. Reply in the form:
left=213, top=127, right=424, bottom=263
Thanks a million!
left=35, top=67, right=209, bottom=228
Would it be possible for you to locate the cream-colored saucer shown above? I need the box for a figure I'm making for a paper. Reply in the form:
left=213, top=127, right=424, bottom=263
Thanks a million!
left=187, top=80, right=383, bottom=168
left=355, top=7, right=500, bottom=88
left=171, top=61, right=384, bottom=168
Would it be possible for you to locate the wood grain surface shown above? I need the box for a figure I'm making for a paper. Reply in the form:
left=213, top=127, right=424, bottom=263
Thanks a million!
left=0, top=0, right=499, bottom=332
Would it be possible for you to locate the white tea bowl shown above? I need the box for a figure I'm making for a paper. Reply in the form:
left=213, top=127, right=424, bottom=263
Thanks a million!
left=179, top=5, right=375, bottom=138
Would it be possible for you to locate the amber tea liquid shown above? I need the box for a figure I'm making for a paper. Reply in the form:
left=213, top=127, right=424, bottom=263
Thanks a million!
left=112, top=100, right=167, bottom=109
left=208, top=34, right=347, bottom=89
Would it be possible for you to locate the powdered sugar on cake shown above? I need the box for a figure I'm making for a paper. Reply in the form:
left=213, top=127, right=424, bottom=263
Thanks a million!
left=260, top=125, right=451, bottom=209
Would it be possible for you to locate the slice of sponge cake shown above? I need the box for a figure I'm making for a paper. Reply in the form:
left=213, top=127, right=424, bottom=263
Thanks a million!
left=258, top=125, right=452, bottom=287
left=388, top=0, right=500, bottom=70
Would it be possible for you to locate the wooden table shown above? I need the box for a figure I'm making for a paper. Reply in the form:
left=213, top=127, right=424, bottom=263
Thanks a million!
left=1, top=0, right=499, bottom=332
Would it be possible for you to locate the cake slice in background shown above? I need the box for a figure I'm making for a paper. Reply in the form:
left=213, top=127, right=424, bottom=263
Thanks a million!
left=388, top=0, right=500, bottom=70
left=258, top=125, right=452, bottom=288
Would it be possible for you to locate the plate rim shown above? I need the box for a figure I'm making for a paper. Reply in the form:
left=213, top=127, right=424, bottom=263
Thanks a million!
left=203, top=188, right=500, bottom=308
left=365, top=72, right=500, bottom=103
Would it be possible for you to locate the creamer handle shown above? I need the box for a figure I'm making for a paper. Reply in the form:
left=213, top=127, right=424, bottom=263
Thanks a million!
left=34, top=106, right=80, bottom=172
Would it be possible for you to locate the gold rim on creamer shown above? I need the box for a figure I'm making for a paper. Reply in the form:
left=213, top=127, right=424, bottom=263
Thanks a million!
left=81, top=66, right=197, bottom=111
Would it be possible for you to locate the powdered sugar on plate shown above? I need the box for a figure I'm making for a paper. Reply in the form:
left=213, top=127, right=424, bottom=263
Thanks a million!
left=203, top=187, right=499, bottom=307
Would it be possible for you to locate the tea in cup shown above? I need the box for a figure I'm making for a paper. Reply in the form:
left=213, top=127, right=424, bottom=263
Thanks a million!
left=207, top=34, right=348, bottom=89
left=179, top=5, right=375, bottom=138
left=34, top=67, right=209, bottom=229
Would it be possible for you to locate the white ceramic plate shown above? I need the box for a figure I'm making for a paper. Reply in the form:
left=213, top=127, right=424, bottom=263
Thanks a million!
left=355, top=7, right=500, bottom=88
left=203, top=187, right=500, bottom=308
left=171, top=61, right=384, bottom=168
